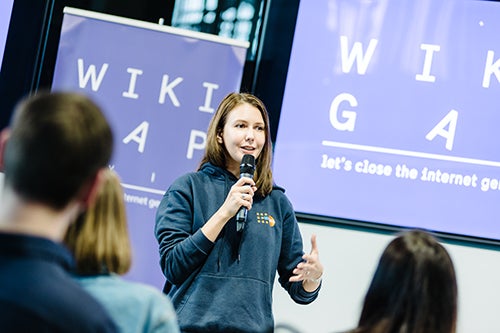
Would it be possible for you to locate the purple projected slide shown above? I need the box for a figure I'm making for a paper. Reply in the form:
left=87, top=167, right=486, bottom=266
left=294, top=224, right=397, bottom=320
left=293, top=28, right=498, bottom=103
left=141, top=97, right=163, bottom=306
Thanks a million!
left=273, top=0, right=500, bottom=241
left=52, top=7, right=248, bottom=287
left=0, top=0, right=14, bottom=70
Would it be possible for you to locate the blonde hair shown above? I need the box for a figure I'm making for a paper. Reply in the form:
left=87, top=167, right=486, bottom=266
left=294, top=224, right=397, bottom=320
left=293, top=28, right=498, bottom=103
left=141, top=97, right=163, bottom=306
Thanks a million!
left=64, top=169, right=132, bottom=275
left=198, top=92, right=273, bottom=197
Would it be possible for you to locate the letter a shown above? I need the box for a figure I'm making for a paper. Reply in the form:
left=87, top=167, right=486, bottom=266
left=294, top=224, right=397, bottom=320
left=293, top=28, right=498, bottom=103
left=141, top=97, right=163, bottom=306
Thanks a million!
left=425, top=109, right=458, bottom=151
left=123, top=121, right=149, bottom=153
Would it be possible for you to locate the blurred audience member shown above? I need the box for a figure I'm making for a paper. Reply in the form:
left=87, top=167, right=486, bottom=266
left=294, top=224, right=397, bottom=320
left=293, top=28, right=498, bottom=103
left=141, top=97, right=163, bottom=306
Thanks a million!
left=65, top=168, right=180, bottom=333
left=0, top=92, right=117, bottom=332
left=343, top=229, right=457, bottom=333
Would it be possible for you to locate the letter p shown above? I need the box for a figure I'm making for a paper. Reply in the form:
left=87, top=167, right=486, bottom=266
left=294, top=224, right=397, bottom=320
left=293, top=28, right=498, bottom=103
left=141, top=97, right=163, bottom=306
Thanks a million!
left=187, top=130, right=206, bottom=159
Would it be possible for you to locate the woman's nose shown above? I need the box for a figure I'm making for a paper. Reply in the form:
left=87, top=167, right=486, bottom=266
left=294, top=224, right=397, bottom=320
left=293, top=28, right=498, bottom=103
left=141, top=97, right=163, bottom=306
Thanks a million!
left=245, top=129, right=254, bottom=140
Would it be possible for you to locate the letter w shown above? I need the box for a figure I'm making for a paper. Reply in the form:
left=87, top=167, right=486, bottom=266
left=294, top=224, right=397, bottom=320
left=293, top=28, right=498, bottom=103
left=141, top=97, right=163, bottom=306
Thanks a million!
left=340, top=36, right=378, bottom=75
left=77, top=58, right=109, bottom=91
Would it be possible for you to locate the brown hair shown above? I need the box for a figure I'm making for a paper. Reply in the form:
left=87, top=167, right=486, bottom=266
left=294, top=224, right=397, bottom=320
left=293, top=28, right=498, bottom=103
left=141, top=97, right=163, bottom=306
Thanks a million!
left=64, top=169, right=132, bottom=275
left=198, top=92, right=273, bottom=197
left=4, top=91, right=113, bottom=209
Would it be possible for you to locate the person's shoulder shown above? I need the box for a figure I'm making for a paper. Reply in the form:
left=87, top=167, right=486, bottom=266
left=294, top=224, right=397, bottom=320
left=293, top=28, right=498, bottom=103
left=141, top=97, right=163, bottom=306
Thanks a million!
left=114, top=278, right=168, bottom=298
left=77, top=275, right=174, bottom=317
left=167, top=170, right=200, bottom=191
left=173, top=170, right=199, bottom=183
left=0, top=297, right=117, bottom=333
left=169, top=163, right=226, bottom=189
left=108, top=278, right=176, bottom=314
left=271, top=183, right=286, bottom=194
left=268, top=183, right=290, bottom=201
left=49, top=278, right=118, bottom=332
left=86, top=275, right=170, bottom=304
left=0, top=243, right=116, bottom=331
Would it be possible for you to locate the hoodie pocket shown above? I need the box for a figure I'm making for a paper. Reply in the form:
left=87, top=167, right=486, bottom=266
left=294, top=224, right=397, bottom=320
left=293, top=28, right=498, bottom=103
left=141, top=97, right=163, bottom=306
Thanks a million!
left=177, top=274, right=272, bottom=332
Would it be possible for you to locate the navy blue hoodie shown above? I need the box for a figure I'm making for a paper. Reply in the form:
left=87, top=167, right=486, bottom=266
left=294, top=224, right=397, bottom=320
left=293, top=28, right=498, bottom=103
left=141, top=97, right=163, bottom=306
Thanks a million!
left=155, top=163, right=320, bottom=333
left=0, top=233, right=118, bottom=332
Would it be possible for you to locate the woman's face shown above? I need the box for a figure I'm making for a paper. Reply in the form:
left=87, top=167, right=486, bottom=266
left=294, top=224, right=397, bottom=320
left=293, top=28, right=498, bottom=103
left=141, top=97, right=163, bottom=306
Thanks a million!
left=217, top=102, right=266, bottom=176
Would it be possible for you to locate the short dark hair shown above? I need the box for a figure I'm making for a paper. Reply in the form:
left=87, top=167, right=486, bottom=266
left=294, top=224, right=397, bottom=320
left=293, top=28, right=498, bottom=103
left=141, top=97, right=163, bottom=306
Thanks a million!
left=3, top=91, right=113, bottom=209
left=357, top=229, right=457, bottom=333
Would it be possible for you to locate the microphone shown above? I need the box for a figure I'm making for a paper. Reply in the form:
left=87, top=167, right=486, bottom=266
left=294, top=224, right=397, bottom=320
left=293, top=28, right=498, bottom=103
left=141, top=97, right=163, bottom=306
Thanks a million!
left=236, top=154, right=255, bottom=232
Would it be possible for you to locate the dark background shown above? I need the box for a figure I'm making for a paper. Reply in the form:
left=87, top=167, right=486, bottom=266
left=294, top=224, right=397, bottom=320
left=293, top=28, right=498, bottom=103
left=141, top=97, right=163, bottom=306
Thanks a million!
left=0, top=0, right=297, bottom=143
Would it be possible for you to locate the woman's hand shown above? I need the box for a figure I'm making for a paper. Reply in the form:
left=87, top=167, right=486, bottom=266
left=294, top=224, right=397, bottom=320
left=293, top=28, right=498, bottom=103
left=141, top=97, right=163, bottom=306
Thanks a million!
left=219, top=176, right=257, bottom=219
left=290, top=234, right=324, bottom=291
left=201, top=177, right=257, bottom=242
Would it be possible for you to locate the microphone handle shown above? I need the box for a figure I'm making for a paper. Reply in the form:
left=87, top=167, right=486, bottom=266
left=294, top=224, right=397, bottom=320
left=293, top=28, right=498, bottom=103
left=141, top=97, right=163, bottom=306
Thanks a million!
left=240, top=172, right=254, bottom=180
left=236, top=207, right=247, bottom=232
left=236, top=172, right=254, bottom=232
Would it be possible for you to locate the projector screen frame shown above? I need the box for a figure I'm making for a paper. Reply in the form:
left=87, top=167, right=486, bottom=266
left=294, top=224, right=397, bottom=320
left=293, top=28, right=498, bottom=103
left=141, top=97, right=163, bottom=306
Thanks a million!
left=254, top=0, right=500, bottom=247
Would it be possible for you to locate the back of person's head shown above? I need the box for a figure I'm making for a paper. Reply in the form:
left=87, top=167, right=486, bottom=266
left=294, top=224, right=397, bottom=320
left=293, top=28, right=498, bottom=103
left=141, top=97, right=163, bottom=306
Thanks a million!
left=199, top=92, right=273, bottom=196
left=357, top=229, right=457, bottom=333
left=64, top=168, right=131, bottom=275
left=2, top=91, right=113, bottom=210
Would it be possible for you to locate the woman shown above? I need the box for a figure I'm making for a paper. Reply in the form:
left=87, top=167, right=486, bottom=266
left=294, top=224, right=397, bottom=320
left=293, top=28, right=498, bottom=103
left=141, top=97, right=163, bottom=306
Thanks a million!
left=155, top=92, right=323, bottom=333
left=64, top=169, right=180, bottom=333
left=345, top=229, right=457, bottom=333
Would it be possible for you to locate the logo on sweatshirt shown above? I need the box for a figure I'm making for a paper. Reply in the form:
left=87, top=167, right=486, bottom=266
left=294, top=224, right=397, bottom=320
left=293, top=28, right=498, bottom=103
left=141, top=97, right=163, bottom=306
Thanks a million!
left=256, top=212, right=275, bottom=227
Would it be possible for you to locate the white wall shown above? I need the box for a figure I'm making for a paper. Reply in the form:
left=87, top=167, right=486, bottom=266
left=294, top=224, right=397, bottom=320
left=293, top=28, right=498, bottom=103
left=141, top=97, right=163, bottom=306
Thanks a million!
left=273, top=222, right=500, bottom=333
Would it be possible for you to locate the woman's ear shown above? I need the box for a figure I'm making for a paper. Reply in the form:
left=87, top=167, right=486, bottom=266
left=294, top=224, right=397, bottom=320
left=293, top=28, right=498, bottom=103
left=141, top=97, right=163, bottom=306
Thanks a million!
left=217, top=132, right=223, bottom=143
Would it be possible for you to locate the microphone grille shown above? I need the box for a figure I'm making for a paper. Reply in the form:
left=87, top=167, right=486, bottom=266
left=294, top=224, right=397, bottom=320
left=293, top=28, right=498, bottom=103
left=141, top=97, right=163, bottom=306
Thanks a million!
left=240, top=154, right=255, bottom=174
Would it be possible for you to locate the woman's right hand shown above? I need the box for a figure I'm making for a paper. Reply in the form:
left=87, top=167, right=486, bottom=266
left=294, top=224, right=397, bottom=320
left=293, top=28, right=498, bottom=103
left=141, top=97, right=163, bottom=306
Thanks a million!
left=201, top=177, right=257, bottom=242
left=220, top=176, right=257, bottom=219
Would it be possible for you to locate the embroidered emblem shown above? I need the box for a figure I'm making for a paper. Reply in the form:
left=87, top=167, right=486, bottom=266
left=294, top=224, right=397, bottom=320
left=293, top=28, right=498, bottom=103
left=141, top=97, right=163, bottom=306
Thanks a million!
left=256, top=212, right=276, bottom=227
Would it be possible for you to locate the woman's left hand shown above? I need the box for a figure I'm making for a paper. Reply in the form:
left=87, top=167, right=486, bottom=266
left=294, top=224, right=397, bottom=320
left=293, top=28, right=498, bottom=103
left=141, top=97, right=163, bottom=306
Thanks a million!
left=289, top=234, right=323, bottom=285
